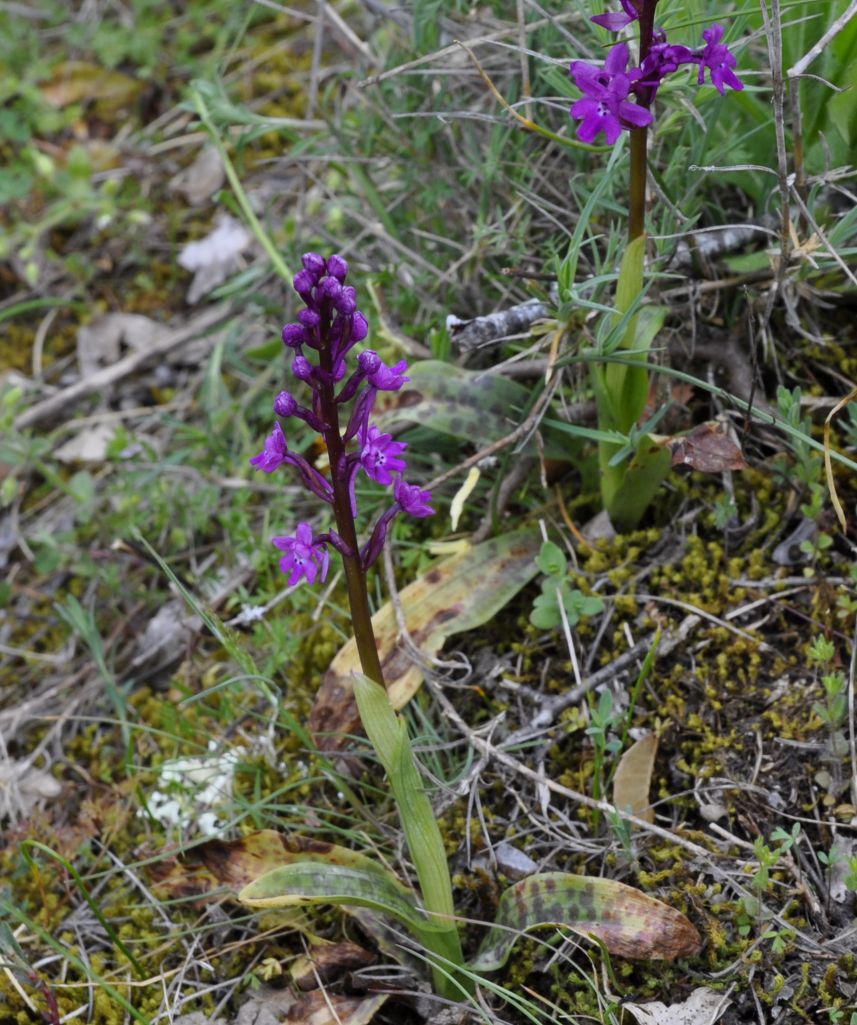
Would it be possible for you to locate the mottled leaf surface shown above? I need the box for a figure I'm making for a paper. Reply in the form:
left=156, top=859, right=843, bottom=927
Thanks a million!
left=470, top=871, right=701, bottom=971
left=149, top=830, right=377, bottom=901
left=239, top=862, right=440, bottom=946
left=310, top=529, right=540, bottom=751
left=373, top=361, right=565, bottom=454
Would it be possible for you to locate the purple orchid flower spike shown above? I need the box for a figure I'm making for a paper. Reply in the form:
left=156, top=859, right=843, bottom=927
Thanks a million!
left=568, top=9, right=743, bottom=146
left=250, top=252, right=436, bottom=611
left=570, top=43, right=652, bottom=144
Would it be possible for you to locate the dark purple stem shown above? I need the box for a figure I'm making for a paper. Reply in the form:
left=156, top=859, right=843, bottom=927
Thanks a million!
left=629, top=0, right=658, bottom=241
left=317, top=342, right=386, bottom=688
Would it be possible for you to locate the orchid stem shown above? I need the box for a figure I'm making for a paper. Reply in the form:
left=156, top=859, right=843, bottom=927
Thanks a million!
left=318, top=371, right=386, bottom=689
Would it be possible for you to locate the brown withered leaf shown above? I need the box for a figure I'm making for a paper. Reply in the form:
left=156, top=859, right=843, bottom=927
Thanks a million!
left=290, top=940, right=376, bottom=990
left=612, top=734, right=658, bottom=825
left=40, top=61, right=143, bottom=113
left=668, top=421, right=747, bottom=474
left=310, top=529, right=540, bottom=752
left=624, top=986, right=731, bottom=1025
left=148, top=830, right=343, bottom=901
left=285, top=991, right=387, bottom=1025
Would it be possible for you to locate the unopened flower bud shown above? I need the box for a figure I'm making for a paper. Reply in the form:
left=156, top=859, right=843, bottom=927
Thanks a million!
left=318, top=276, right=342, bottom=303
left=326, top=254, right=348, bottom=281
left=274, top=391, right=298, bottom=417
left=293, top=269, right=315, bottom=296
left=293, top=355, right=313, bottom=381
left=336, top=286, right=357, bottom=315
left=351, top=311, right=369, bottom=342
left=298, top=308, right=321, bottom=329
left=282, top=323, right=307, bottom=348
left=302, top=252, right=326, bottom=275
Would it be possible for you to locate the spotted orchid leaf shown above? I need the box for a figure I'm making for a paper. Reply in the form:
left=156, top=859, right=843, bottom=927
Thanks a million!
left=470, top=871, right=701, bottom=972
left=372, top=361, right=568, bottom=458
left=238, top=860, right=443, bottom=948
left=310, top=528, right=540, bottom=751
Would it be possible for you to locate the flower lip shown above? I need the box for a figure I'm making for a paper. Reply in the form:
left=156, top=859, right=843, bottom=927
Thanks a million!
left=369, top=358, right=409, bottom=392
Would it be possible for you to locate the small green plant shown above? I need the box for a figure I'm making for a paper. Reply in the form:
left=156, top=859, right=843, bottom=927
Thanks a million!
left=808, top=634, right=849, bottom=754
left=738, top=825, right=801, bottom=935
left=586, top=689, right=624, bottom=824
left=530, top=540, right=605, bottom=630
left=776, top=386, right=832, bottom=561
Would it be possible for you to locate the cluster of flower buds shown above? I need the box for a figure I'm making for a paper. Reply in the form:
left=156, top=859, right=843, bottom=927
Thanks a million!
left=251, top=253, right=434, bottom=586
left=570, top=1, right=743, bottom=144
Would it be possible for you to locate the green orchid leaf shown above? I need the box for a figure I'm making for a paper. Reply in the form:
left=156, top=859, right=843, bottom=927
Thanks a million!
left=239, top=861, right=442, bottom=947
left=352, top=672, right=471, bottom=998
left=603, top=435, right=672, bottom=532
left=372, top=361, right=567, bottom=458
left=311, top=529, right=540, bottom=750
left=470, top=871, right=701, bottom=972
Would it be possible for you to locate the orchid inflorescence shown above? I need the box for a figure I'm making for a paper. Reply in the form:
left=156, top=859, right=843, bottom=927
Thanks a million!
left=570, top=0, right=743, bottom=144
left=251, top=253, right=434, bottom=587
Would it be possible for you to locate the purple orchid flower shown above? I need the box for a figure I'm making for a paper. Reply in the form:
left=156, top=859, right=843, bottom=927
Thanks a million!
left=570, top=43, right=653, bottom=145
left=568, top=12, right=743, bottom=144
left=250, top=423, right=289, bottom=473
left=394, top=478, right=435, bottom=518
left=360, top=425, right=409, bottom=486
left=273, top=523, right=330, bottom=586
left=591, top=0, right=639, bottom=32
left=696, top=24, right=744, bottom=94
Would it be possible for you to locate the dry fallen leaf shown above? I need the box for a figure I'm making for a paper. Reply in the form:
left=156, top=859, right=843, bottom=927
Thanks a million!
left=39, top=61, right=143, bottom=112
left=285, top=991, right=387, bottom=1025
left=169, top=144, right=226, bottom=206
left=77, top=313, right=163, bottom=377
left=178, top=214, right=253, bottom=303
left=623, top=986, right=731, bottom=1025
left=310, top=529, right=540, bottom=751
left=612, top=734, right=658, bottom=825
left=0, top=760, right=62, bottom=821
left=668, top=421, right=747, bottom=474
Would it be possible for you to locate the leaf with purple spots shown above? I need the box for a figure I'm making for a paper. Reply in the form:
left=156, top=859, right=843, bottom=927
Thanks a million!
left=471, top=871, right=701, bottom=970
